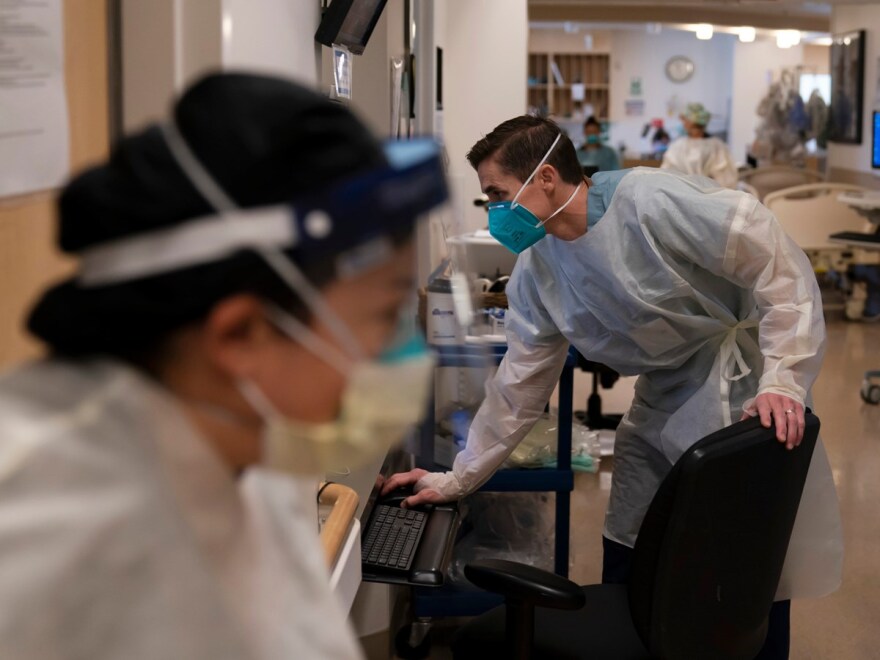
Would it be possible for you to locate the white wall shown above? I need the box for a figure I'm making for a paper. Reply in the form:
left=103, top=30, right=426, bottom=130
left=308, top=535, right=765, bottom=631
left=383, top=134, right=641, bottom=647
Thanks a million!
left=221, top=0, right=320, bottom=84
left=327, top=0, right=405, bottom=138
left=121, top=0, right=321, bottom=131
left=729, top=39, right=806, bottom=164
left=606, top=29, right=735, bottom=156
left=120, top=1, right=527, bottom=237
left=828, top=3, right=880, bottom=181
left=443, top=0, right=528, bottom=234
left=121, top=0, right=178, bottom=131
left=180, top=2, right=223, bottom=87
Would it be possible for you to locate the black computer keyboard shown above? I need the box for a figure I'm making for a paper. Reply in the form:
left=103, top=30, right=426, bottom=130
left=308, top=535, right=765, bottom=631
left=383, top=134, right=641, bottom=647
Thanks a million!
left=362, top=504, right=427, bottom=575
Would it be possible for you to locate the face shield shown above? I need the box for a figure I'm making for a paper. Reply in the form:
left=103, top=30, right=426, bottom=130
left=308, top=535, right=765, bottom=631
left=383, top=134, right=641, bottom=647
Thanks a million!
left=77, top=122, right=452, bottom=476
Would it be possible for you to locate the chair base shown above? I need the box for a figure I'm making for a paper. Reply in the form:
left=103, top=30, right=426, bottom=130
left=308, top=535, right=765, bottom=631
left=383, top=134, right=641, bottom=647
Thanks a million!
left=451, top=584, right=650, bottom=660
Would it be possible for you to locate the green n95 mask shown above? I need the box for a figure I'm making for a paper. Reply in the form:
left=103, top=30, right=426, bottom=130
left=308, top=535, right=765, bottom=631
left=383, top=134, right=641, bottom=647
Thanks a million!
left=487, top=133, right=581, bottom=254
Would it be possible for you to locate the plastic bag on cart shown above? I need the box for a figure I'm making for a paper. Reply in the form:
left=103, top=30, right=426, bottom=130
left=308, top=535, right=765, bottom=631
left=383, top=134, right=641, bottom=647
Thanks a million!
left=503, top=413, right=601, bottom=473
left=447, top=491, right=556, bottom=585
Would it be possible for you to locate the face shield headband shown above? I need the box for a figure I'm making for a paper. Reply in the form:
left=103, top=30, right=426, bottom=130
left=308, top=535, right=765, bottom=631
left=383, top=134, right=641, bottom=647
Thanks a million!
left=76, top=123, right=448, bottom=288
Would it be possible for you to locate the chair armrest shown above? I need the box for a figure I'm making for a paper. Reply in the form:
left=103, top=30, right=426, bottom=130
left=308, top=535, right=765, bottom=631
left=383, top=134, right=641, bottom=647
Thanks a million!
left=464, top=559, right=585, bottom=610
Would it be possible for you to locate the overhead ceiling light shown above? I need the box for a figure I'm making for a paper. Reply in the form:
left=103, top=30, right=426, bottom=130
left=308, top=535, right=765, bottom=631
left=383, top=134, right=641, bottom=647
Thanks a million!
left=695, top=24, right=713, bottom=40
left=812, top=36, right=832, bottom=46
left=738, top=27, right=756, bottom=43
left=776, top=30, right=801, bottom=49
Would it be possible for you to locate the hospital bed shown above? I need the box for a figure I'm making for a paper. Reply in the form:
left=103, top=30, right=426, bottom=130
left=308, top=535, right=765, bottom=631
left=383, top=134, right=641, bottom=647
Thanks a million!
left=828, top=191, right=880, bottom=405
left=739, top=165, right=824, bottom=202
left=763, top=183, right=880, bottom=280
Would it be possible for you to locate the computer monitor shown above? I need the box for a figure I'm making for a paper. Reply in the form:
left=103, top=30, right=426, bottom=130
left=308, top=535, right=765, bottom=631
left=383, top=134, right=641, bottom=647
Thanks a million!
left=314, top=0, right=388, bottom=55
left=872, top=110, right=880, bottom=169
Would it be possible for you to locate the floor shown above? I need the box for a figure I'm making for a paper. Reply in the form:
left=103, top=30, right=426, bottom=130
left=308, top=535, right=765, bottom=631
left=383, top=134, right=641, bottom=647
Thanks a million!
left=786, top=314, right=880, bottom=659
left=367, top=313, right=879, bottom=659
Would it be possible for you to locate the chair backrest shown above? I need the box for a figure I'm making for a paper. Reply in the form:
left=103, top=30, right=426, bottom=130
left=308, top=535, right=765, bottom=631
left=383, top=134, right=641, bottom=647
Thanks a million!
left=628, top=414, right=819, bottom=660
left=763, top=183, right=870, bottom=252
left=739, top=166, right=824, bottom=201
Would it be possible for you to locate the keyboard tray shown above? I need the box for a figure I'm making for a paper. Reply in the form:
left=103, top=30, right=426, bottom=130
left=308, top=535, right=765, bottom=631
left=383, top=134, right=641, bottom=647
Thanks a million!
left=361, top=503, right=460, bottom=587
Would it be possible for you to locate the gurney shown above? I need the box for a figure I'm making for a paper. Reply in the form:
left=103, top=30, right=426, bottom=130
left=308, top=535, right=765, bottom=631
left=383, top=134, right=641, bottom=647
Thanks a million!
left=828, top=191, right=880, bottom=405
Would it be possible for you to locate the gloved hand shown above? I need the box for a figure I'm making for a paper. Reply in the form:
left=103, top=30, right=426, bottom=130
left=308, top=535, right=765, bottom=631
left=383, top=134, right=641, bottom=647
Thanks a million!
left=379, top=469, right=453, bottom=509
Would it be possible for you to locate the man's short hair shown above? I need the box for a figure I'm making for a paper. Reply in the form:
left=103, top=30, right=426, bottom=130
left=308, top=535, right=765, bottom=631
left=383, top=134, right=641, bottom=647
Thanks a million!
left=466, top=115, right=583, bottom=186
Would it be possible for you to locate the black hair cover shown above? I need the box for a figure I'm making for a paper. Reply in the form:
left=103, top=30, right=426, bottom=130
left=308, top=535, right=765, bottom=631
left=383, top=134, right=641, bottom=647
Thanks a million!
left=29, top=72, right=386, bottom=358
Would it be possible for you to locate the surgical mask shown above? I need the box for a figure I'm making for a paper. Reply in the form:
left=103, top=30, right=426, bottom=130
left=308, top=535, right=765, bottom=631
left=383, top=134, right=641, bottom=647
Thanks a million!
left=585, top=134, right=601, bottom=145
left=240, top=308, right=434, bottom=474
left=487, top=133, right=582, bottom=254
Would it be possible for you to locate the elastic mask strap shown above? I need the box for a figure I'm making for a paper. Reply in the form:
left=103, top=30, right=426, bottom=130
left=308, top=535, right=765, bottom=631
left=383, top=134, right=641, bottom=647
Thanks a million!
left=159, top=122, right=366, bottom=362
left=238, top=379, right=283, bottom=421
left=511, top=132, right=563, bottom=210
left=257, top=249, right=366, bottom=361
left=263, top=302, right=354, bottom=376
left=160, top=122, right=238, bottom=213
left=538, top=181, right=582, bottom=228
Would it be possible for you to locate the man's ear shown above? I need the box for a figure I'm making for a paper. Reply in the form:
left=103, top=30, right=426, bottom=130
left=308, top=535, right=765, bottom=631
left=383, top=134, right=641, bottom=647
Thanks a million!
left=538, top=163, right=558, bottom=192
left=201, top=294, right=277, bottom=380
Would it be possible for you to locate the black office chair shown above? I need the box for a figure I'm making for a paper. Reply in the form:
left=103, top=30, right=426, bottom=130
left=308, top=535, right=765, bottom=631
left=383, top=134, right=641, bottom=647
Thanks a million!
left=451, top=414, right=820, bottom=660
left=574, top=352, right=623, bottom=430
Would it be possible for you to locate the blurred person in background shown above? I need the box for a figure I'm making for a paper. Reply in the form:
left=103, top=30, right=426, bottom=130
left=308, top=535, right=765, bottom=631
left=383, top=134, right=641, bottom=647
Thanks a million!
left=662, top=102, right=738, bottom=188
left=577, top=115, right=620, bottom=172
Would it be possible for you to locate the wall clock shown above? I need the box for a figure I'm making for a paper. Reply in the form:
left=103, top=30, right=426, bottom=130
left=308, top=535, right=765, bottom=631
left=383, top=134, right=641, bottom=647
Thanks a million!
left=665, top=56, right=695, bottom=83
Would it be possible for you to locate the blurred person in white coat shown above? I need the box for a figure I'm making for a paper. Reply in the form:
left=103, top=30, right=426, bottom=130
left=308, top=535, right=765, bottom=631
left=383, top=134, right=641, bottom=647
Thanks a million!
left=0, top=73, right=446, bottom=660
left=662, top=102, right=738, bottom=189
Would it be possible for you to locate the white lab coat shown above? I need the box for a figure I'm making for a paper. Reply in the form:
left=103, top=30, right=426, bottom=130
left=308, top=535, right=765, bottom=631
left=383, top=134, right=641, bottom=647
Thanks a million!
left=419, top=168, right=843, bottom=600
left=661, top=136, right=739, bottom=189
left=0, top=358, right=363, bottom=660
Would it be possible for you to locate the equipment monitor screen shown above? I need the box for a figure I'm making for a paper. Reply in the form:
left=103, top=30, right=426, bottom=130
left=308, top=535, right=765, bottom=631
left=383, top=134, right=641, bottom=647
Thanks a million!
left=315, top=0, right=388, bottom=55
left=872, top=111, right=880, bottom=169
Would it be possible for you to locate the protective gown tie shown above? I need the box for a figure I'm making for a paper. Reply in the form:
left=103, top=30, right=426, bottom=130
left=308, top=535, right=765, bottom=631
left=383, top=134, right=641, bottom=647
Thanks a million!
left=718, top=317, right=759, bottom=426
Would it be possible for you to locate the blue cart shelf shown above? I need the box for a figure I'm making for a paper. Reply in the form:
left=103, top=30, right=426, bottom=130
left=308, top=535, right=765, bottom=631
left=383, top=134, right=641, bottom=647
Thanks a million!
left=412, top=343, right=577, bottom=618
